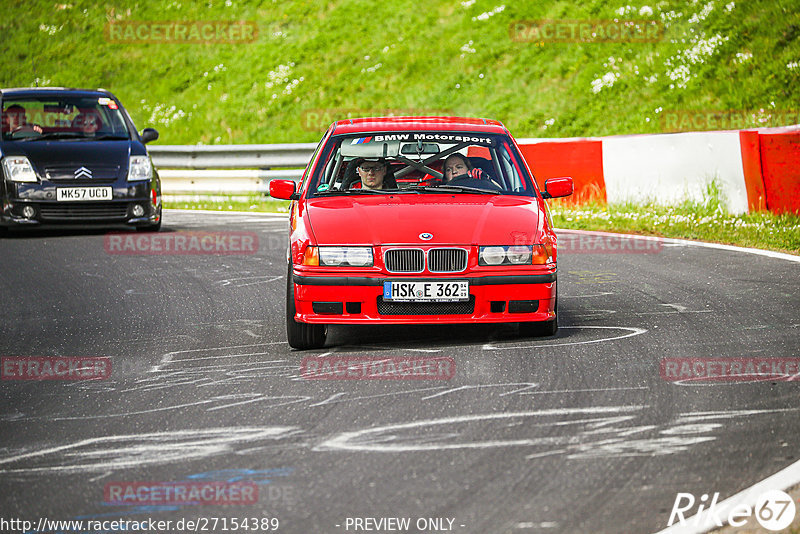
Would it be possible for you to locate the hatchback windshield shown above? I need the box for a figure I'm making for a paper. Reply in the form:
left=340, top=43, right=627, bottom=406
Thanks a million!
left=309, top=132, right=537, bottom=197
left=1, top=96, right=131, bottom=141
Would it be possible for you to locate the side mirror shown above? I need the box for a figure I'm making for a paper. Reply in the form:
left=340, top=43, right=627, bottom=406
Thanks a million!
left=141, top=128, right=159, bottom=144
left=542, top=177, right=574, bottom=199
left=270, top=179, right=298, bottom=200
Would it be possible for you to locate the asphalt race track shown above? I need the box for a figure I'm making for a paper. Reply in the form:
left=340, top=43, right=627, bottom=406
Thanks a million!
left=1, top=210, right=798, bottom=534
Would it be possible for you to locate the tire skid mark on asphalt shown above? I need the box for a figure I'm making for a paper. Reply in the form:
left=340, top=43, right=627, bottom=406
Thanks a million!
left=214, top=275, right=283, bottom=287
left=0, top=427, right=301, bottom=474
left=481, top=325, right=648, bottom=351
left=560, top=292, right=615, bottom=298
left=314, top=406, right=800, bottom=461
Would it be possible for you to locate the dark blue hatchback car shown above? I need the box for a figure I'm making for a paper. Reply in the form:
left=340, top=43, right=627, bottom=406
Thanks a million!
left=0, top=87, right=161, bottom=233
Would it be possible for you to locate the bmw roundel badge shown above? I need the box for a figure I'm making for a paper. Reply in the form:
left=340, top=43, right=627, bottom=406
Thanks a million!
left=419, top=232, right=433, bottom=240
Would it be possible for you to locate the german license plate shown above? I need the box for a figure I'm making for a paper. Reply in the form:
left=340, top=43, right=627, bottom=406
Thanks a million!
left=56, top=187, right=112, bottom=201
left=383, top=280, right=469, bottom=302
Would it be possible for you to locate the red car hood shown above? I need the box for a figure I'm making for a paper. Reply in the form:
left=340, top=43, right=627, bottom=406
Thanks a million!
left=306, top=194, right=543, bottom=245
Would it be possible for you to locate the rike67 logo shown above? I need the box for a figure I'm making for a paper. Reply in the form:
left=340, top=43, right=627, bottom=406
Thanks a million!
left=668, top=490, right=797, bottom=531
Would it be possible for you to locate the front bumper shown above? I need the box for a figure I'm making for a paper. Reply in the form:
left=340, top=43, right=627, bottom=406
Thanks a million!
left=292, top=271, right=557, bottom=325
left=1, top=181, right=159, bottom=227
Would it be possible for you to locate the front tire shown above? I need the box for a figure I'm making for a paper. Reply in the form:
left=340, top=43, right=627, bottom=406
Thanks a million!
left=286, top=264, right=326, bottom=350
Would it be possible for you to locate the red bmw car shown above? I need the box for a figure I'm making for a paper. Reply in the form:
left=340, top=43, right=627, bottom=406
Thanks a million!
left=270, top=117, right=573, bottom=349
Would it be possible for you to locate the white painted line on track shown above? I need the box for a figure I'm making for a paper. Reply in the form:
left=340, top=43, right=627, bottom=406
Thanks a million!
left=653, top=458, right=800, bottom=534
left=555, top=228, right=800, bottom=263
left=167, top=211, right=798, bottom=261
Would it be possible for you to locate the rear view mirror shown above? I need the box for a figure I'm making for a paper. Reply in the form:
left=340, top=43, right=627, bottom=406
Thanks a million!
left=542, top=177, right=574, bottom=199
left=141, top=128, right=159, bottom=144
left=270, top=179, right=298, bottom=200
left=400, top=142, right=440, bottom=155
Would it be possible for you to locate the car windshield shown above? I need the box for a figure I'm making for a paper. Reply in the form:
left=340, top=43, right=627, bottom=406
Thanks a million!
left=308, top=132, right=537, bottom=197
left=1, top=95, right=131, bottom=141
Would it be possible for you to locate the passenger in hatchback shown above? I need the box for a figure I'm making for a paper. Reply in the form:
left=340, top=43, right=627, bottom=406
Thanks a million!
left=72, top=111, right=102, bottom=135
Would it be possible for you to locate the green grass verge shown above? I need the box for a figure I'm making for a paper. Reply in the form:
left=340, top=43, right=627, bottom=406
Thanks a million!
left=550, top=201, right=800, bottom=255
left=163, top=194, right=800, bottom=255
left=4, top=0, right=798, bottom=144
left=164, top=195, right=290, bottom=213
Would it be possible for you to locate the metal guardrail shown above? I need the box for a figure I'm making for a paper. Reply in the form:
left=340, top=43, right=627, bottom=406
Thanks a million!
left=148, top=143, right=316, bottom=194
left=148, top=143, right=317, bottom=169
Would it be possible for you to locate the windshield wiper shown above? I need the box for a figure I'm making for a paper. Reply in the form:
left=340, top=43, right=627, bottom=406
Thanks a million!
left=404, top=185, right=498, bottom=194
left=24, top=132, right=84, bottom=141
left=88, top=134, right=130, bottom=141
left=316, top=188, right=392, bottom=196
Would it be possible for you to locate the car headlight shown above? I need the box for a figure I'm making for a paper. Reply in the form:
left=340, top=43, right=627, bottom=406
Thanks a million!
left=479, top=245, right=551, bottom=265
left=128, top=155, right=153, bottom=181
left=314, top=246, right=374, bottom=267
left=2, top=156, right=38, bottom=183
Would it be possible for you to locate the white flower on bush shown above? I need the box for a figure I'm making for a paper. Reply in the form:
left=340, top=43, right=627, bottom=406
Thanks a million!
left=361, top=63, right=382, bottom=73
left=666, top=64, right=691, bottom=88
left=591, top=72, right=620, bottom=93
left=639, top=6, right=654, bottom=16
left=787, top=61, right=800, bottom=70
left=39, top=24, right=63, bottom=35
left=461, top=0, right=475, bottom=7
left=141, top=102, right=189, bottom=127
left=460, top=40, right=476, bottom=58
left=734, top=51, right=752, bottom=64
left=725, top=1, right=735, bottom=11
left=472, top=5, right=504, bottom=21
left=265, top=63, right=294, bottom=90
left=688, top=2, right=714, bottom=24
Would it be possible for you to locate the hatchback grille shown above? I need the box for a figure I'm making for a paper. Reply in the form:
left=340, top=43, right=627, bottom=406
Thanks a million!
left=44, top=164, right=121, bottom=183
left=384, top=248, right=424, bottom=273
left=428, top=248, right=467, bottom=272
left=377, top=296, right=475, bottom=315
left=39, top=202, right=129, bottom=220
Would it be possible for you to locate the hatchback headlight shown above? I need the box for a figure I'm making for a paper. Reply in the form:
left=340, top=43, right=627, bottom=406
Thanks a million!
left=318, top=246, right=373, bottom=267
left=2, top=156, right=38, bottom=183
left=128, top=155, right=153, bottom=181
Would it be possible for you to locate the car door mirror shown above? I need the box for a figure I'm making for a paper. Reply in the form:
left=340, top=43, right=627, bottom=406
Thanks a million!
left=270, top=179, right=298, bottom=200
left=140, top=128, right=159, bottom=144
left=542, top=177, right=574, bottom=199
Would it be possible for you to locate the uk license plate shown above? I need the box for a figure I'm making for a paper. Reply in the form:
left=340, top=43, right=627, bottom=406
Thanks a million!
left=56, top=187, right=112, bottom=201
left=383, top=280, right=469, bottom=302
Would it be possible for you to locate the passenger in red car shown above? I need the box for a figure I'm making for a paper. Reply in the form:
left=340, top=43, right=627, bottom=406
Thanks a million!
left=443, top=153, right=486, bottom=182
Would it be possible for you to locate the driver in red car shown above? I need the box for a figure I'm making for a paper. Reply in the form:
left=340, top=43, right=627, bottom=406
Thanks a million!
left=351, top=157, right=389, bottom=190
